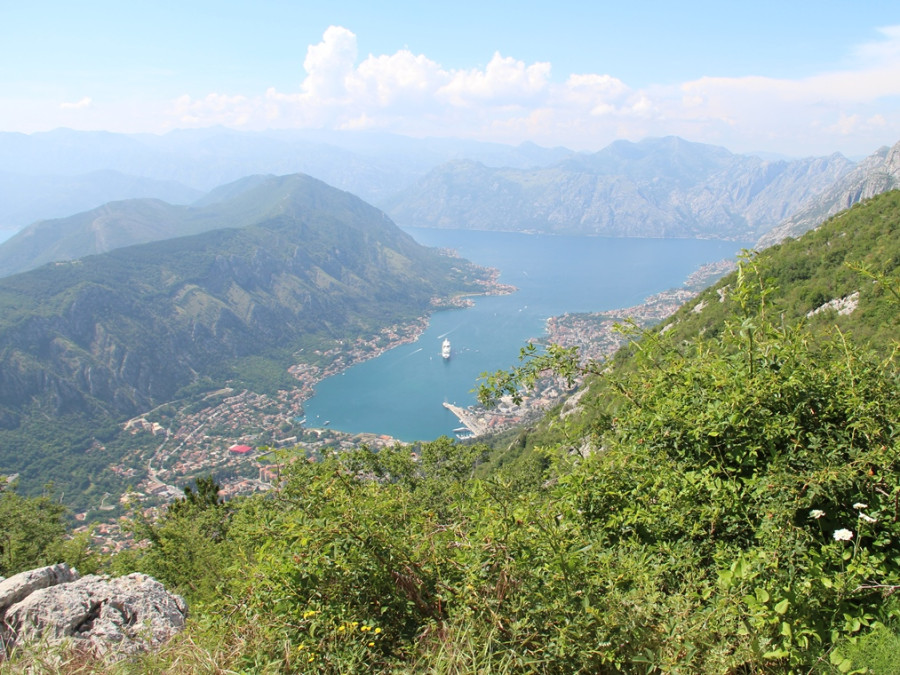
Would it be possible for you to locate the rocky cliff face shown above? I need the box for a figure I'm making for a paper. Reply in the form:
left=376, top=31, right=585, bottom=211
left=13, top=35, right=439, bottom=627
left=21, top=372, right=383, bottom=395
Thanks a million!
left=382, top=137, right=856, bottom=240
left=0, top=564, right=187, bottom=661
left=757, top=140, right=900, bottom=248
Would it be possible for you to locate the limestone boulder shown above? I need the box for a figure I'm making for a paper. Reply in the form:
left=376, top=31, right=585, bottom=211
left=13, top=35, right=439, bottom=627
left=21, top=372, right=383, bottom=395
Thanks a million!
left=0, top=564, right=187, bottom=660
left=0, top=563, right=78, bottom=616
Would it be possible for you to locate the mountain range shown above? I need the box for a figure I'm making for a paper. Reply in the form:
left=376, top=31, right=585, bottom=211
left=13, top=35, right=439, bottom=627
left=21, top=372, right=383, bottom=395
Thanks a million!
left=382, top=136, right=857, bottom=240
left=0, top=128, right=574, bottom=234
left=5, top=130, right=900, bottom=253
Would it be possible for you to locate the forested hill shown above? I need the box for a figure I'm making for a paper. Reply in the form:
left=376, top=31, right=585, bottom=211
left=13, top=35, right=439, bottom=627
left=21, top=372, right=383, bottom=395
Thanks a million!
left=0, top=174, right=491, bottom=500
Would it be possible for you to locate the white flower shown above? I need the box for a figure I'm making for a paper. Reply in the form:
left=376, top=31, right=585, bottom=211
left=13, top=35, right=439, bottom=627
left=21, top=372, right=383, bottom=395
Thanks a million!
left=859, top=513, right=878, bottom=524
left=833, top=528, right=854, bottom=541
left=853, top=502, right=868, bottom=510
left=809, top=509, right=826, bottom=519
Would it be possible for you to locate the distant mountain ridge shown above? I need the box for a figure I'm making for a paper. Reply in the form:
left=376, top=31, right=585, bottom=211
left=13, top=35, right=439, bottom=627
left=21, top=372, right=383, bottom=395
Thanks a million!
left=382, top=137, right=856, bottom=240
left=757, top=139, right=900, bottom=247
left=0, top=128, right=574, bottom=217
left=0, top=172, right=410, bottom=278
left=0, top=169, right=201, bottom=233
left=6, top=129, right=899, bottom=247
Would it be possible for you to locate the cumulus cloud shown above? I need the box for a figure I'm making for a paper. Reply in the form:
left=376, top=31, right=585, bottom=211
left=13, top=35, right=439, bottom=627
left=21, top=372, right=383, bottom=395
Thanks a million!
left=302, top=25, right=358, bottom=101
left=60, top=97, right=92, bottom=110
left=168, top=24, right=900, bottom=155
left=437, top=53, right=551, bottom=106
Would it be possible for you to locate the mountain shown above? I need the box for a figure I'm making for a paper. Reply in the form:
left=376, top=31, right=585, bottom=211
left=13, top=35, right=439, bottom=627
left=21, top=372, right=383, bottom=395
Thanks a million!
left=0, top=169, right=201, bottom=233
left=0, top=172, right=402, bottom=278
left=0, top=128, right=574, bottom=208
left=0, top=199, right=200, bottom=278
left=382, top=136, right=855, bottom=240
left=0, top=174, right=492, bottom=499
left=756, top=138, right=900, bottom=247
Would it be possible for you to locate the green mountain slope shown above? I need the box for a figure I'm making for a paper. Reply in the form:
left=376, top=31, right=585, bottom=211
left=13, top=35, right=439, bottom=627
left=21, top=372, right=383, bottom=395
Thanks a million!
left=492, top=189, right=899, bottom=469
left=0, top=174, right=491, bottom=502
left=663, top=188, right=900, bottom=351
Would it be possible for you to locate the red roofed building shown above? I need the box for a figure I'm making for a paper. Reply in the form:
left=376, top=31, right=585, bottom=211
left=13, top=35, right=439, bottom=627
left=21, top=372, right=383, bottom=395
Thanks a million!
left=229, top=444, right=253, bottom=455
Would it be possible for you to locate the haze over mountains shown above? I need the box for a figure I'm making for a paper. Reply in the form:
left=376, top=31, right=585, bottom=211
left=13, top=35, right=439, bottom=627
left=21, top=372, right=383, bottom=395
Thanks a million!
left=4, top=129, right=899, bottom=260
left=0, top=128, right=573, bottom=235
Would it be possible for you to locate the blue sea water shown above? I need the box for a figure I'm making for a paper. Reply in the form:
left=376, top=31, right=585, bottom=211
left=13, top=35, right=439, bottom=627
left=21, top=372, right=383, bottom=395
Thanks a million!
left=302, top=229, right=745, bottom=442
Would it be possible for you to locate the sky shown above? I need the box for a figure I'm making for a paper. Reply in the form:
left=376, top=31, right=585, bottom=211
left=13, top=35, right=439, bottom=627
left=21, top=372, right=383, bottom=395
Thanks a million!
left=2, top=0, right=900, bottom=158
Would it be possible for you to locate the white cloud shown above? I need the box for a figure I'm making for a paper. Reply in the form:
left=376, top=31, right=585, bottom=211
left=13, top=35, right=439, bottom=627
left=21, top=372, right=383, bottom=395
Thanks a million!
left=161, top=24, right=900, bottom=156
left=60, top=97, right=92, bottom=110
left=436, top=53, right=551, bottom=106
left=353, top=50, right=446, bottom=106
left=302, top=25, right=358, bottom=101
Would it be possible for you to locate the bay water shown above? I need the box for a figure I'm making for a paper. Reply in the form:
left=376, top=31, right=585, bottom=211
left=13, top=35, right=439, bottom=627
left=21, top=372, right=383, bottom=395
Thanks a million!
left=302, top=229, right=744, bottom=441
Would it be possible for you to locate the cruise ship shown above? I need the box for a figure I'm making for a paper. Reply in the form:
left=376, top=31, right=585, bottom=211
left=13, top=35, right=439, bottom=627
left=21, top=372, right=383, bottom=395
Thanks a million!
left=441, top=338, right=451, bottom=359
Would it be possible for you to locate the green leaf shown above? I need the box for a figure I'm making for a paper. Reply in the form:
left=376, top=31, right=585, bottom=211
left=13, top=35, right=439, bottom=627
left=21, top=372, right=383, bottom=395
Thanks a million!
left=774, top=598, right=789, bottom=615
left=763, top=648, right=789, bottom=660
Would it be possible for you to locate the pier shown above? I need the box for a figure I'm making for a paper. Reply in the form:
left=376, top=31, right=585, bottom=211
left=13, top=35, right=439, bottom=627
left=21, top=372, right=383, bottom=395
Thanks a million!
left=443, top=402, right=488, bottom=437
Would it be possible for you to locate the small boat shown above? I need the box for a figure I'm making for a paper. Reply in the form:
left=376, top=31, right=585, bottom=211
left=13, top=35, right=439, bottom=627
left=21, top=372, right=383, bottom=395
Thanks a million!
left=442, top=338, right=451, bottom=359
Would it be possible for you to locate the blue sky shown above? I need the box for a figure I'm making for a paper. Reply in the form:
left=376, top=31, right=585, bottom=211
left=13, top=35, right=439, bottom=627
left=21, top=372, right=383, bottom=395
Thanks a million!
left=2, top=0, right=900, bottom=157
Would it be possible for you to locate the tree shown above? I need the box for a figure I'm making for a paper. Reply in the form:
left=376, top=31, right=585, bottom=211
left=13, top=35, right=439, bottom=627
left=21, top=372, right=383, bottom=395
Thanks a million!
left=0, top=483, right=68, bottom=576
left=125, top=476, right=231, bottom=605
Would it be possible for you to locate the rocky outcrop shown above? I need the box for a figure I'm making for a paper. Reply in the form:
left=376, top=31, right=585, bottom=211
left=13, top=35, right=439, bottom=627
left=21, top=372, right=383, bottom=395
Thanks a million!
left=0, top=564, right=187, bottom=660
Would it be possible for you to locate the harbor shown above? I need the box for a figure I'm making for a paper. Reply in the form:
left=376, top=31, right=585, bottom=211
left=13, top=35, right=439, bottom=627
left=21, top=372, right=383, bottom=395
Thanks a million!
left=443, top=401, right=488, bottom=437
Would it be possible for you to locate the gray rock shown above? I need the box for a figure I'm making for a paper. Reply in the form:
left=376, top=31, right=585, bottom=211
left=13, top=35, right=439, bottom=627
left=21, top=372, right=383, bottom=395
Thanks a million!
left=0, top=563, right=79, bottom=616
left=1, top=567, right=187, bottom=660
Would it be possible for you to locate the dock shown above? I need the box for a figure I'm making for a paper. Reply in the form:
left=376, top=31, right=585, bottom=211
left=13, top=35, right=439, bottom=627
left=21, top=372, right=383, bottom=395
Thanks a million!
left=443, top=402, right=488, bottom=437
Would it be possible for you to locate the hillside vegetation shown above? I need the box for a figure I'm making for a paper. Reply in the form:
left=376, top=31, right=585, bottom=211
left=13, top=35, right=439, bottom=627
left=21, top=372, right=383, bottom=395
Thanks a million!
left=3, top=193, right=895, bottom=673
